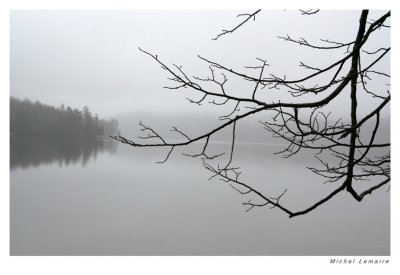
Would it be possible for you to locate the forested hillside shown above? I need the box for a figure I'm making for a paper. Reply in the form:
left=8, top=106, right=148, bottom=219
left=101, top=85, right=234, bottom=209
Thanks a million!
left=10, top=97, right=120, bottom=138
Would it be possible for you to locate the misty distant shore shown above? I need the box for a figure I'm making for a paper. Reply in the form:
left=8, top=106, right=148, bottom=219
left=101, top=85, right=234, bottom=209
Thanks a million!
left=10, top=97, right=120, bottom=139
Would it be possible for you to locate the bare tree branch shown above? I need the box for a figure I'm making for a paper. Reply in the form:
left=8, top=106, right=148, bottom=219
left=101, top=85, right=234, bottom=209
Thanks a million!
left=213, top=10, right=261, bottom=40
left=114, top=10, right=390, bottom=218
left=299, top=9, right=320, bottom=15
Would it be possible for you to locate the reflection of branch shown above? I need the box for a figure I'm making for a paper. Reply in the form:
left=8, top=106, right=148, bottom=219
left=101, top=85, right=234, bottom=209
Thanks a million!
left=213, top=10, right=261, bottom=40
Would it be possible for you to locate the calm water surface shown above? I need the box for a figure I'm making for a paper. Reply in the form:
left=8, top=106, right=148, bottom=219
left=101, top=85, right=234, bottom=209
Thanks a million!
left=10, top=138, right=390, bottom=255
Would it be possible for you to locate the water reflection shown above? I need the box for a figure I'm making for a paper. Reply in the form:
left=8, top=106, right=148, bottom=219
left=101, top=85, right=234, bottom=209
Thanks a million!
left=10, top=137, right=117, bottom=170
left=10, top=141, right=390, bottom=255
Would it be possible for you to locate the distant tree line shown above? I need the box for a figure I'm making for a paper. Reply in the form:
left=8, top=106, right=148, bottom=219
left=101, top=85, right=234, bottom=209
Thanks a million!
left=10, top=97, right=120, bottom=138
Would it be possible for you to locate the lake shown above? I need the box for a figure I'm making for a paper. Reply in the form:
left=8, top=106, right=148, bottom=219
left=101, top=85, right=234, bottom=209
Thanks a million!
left=10, top=137, right=390, bottom=255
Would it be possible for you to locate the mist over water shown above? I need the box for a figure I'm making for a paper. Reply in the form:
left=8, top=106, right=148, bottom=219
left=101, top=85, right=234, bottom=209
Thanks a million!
left=10, top=9, right=390, bottom=256
left=10, top=138, right=390, bottom=255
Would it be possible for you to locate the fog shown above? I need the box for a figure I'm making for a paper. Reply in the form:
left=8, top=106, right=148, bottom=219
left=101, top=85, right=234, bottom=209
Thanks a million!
left=10, top=10, right=390, bottom=256
left=10, top=10, right=390, bottom=119
left=11, top=140, right=390, bottom=255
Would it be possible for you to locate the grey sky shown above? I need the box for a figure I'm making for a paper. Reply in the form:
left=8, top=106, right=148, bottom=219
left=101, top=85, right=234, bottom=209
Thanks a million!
left=10, top=10, right=390, bottom=118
